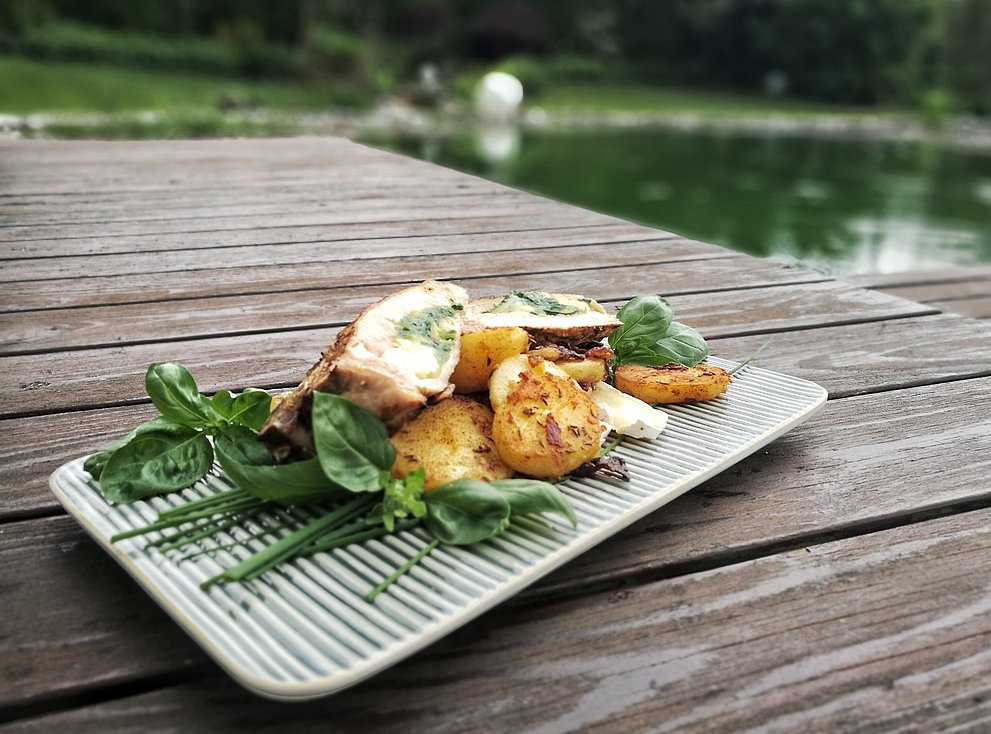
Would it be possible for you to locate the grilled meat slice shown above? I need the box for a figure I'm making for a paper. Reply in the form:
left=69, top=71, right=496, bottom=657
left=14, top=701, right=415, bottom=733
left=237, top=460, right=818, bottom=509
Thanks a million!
left=464, top=290, right=621, bottom=346
left=259, top=280, right=468, bottom=462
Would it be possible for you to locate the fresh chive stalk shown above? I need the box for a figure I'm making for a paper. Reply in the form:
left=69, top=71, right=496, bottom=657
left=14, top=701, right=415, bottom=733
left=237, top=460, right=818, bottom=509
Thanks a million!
left=200, top=494, right=377, bottom=589
left=303, top=519, right=421, bottom=556
left=365, top=538, right=440, bottom=603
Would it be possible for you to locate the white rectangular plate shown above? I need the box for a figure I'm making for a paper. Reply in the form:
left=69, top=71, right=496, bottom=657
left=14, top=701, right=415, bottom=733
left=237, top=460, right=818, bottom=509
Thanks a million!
left=50, top=359, right=826, bottom=701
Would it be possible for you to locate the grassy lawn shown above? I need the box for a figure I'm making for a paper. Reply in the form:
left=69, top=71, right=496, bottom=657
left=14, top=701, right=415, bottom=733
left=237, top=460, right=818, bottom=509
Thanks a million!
left=1, top=55, right=907, bottom=139
left=533, top=83, right=881, bottom=118
left=0, top=56, right=367, bottom=115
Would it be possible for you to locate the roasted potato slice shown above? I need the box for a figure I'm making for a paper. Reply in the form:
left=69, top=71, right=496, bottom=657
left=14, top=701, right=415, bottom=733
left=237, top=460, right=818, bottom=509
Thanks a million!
left=557, top=358, right=608, bottom=386
left=390, top=396, right=514, bottom=490
left=614, top=363, right=731, bottom=404
left=451, top=326, right=530, bottom=393
left=489, top=355, right=601, bottom=478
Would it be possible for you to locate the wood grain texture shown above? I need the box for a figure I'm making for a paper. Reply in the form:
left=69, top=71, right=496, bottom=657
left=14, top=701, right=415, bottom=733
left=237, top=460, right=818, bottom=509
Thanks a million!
left=842, top=269, right=991, bottom=319
left=5, top=504, right=990, bottom=732
left=927, top=295, right=991, bottom=319
left=0, top=207, right=624, bottom=259
left=0, top=223, right=675, bottom=289
left=709, top=312, right=991, bottom=398
left=0, top=257, right=831, bottom=354
left=0, top=404, right=158, bottom=520
left=0, top=516, right=208, bottom=712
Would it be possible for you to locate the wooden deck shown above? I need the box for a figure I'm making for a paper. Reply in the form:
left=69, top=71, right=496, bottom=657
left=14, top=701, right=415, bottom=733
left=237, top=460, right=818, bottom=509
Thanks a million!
left=2, top=137, right=991, bottom=732
left=847, top=267, right=991, bottom=320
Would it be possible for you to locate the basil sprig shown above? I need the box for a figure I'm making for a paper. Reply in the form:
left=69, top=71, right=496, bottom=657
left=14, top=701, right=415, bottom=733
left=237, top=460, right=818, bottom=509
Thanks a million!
left=608, top=295, right=708, bottom=368
left=88, top=362, right=273, bottom=504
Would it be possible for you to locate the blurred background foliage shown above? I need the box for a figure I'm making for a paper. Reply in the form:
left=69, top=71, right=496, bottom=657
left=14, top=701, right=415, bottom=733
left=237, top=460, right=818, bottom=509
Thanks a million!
left=1, top=0, right=989, bottom=115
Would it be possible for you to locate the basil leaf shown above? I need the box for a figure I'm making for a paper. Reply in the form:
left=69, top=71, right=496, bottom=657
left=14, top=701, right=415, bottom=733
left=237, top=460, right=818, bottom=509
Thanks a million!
left=489, top=479, right=578, bottom=527
left=423, top=480, right=511, bottom=545
left=145, top=362, right=222, bottom=429
left=311, top=392, right=395, bottom=493
left=84, top=415, right=178, bottom=479
left=650, top=321, right=709, bottom=366
left=229, top=389, right=272, bottom=431
left=99, top=427, right=213, bottom=503
left=215, top=425, right=350, bottom=506
left=210, top=389, right=236, bottom=419
left=212, top=388, right=270, bottom=430
left=609, top=296, right=673, bottom=353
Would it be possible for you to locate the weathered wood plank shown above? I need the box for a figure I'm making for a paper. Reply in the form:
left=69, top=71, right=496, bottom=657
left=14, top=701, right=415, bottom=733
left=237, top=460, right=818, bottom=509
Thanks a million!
left=0, top=208, right=624, bottom=259
left=0, top=179, right=506, bottom=224
left=844, top=267, right=991, bottom=318
left=0, top=515, right=212, bottom=713
left=0, top=404, right=157, bottom=520
left=928, top=295, right=991, bottom=319
left=0, top=228, right=691, bottom=300
left=709, top=313, right=991, bottom=398
left=5, top=492, right=990, bottom=730
left=0, top=196, right=615, bottom=254
left=843, top=266, right=991, bottom=290
left=0, top=138, right=451, bottom=195
left=0, top=258, right=833, bottom=354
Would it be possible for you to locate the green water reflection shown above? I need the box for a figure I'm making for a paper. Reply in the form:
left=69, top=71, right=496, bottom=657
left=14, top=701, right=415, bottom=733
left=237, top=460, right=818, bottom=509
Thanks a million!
left=370, top=128, right=991, bottom=276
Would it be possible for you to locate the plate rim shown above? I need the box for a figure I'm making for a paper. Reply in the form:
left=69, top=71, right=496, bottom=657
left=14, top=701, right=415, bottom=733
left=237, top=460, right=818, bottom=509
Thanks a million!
left=49, top=364, right=828, bottom=701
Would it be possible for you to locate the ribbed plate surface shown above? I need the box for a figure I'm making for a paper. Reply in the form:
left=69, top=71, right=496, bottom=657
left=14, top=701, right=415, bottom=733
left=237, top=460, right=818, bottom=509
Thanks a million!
left=49, top=359, right=826, bottom=701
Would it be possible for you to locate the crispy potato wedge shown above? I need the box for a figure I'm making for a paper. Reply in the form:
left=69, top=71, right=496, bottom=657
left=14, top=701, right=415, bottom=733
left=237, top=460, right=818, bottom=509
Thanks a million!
left=451, top=326, right=530, bottom=394
left=557, top=358, right=608, bottom=386
left=390, top=396, right=513, bottom=490
left=489, top=355, right=601, bottom=478
left=614, top=363, right=731, bottom=404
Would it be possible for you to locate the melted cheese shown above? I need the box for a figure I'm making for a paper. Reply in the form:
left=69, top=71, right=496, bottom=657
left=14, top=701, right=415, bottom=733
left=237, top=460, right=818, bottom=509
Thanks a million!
left=385, top=339, right=443, bottom=380
left=591, top=382, right=668, bottom=440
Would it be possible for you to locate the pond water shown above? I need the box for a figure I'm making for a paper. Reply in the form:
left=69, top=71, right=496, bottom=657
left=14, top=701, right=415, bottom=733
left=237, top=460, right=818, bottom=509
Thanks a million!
left=365, top=128, right=991, bottom=276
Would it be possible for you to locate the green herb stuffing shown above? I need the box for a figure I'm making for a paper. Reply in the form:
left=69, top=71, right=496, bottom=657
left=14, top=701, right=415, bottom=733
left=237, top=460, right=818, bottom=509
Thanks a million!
left=395, top=305, right=459, bottom=363
left=486, top=290, right=590, bottom=316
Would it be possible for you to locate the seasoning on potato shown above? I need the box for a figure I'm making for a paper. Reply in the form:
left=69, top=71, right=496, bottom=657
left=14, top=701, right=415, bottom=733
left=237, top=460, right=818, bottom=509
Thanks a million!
left=390, top=396, right=514, bottom=490
left=614, top=363, right=731, bottom=404
left=489, top=355, right=602, bottom=479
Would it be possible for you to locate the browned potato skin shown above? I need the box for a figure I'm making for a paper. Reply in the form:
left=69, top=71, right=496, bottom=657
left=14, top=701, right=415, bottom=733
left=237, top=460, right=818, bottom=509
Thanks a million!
left=491, top=359, right=601, bottom=479
left=451, top=327, right=530, bottom=393
left=614, top=363, right=731, bottom=404
left=390, top=396, right=514, bottom=490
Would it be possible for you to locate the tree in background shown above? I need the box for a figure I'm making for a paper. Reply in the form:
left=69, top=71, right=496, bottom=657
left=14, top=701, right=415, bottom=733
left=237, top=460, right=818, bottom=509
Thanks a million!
left=942, top=0, right=991, bottom=115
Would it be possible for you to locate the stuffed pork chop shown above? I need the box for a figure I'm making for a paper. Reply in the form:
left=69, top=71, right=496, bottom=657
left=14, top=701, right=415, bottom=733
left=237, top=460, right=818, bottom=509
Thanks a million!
left=259, top=280, right=468, bottom=462
left=464, top=290, right=621, bottom=346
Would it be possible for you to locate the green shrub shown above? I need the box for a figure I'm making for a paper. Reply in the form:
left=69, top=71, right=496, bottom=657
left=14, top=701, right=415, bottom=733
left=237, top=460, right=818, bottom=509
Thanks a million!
left=4, top=21, right=300, bottom=78
left=919, top=88, right=955, bottom=128
left=303, top=27, right=365, bottom=78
